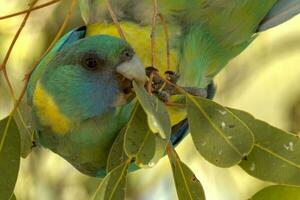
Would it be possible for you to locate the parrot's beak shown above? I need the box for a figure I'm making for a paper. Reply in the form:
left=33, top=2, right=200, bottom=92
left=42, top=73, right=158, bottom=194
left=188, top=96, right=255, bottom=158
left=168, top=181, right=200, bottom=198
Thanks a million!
left=116, top=55, right=146, bottom=85
left=114, top=55, right=146, bottom=106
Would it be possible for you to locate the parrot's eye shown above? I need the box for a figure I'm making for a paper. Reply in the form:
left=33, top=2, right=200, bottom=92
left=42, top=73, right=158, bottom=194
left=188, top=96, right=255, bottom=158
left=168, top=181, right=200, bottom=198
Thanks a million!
left=120, top=49, right=134, bottom=62
left=81, top=53, right=103, bottom=70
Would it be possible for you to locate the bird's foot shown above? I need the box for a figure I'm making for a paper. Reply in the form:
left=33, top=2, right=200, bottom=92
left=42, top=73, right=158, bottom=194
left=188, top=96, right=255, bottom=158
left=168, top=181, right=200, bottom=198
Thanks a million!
left=145, top=66, right=210, bottom=103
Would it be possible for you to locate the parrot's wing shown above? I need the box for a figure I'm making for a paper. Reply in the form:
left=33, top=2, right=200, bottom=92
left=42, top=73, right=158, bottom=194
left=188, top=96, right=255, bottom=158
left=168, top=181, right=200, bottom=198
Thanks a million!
left=17, top=26, right=87, bottom=157
left=258, top=0, right=300, bottom=32
left=170, top=119, right=189, bottom=146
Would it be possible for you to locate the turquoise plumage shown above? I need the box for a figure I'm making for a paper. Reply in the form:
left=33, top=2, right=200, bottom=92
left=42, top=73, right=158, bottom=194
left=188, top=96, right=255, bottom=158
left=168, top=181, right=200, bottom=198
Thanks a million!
left=28, top=32, right=146, bottom=176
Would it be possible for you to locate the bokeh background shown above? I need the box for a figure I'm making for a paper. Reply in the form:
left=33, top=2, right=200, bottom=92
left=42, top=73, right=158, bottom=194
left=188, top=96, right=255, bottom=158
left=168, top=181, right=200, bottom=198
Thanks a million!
left=1, top=1, right=300, bottom=199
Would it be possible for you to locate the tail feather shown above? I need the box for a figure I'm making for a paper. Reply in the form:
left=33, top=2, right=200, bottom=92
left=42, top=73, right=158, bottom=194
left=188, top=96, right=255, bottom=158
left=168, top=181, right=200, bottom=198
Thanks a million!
left=258, top=0, right=300, bottom=32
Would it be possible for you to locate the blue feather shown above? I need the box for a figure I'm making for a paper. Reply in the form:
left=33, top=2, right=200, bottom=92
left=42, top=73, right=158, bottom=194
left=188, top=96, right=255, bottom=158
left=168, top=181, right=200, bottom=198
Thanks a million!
left=259, top=0, right=300, bottom=31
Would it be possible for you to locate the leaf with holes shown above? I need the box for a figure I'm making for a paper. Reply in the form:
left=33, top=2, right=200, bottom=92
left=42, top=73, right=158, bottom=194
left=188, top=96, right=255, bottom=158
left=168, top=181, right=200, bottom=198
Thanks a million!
left=250, top=185, right=300, bottom=200
left=229, top=108, right=300, bottom=186
left=124, top=104, right=168, bottom=168
left=168, top=146, right=205, bottom=200
left=186, top=96, right=254, bottom=167
left=133, top=81, right=171, bottom=140
left=92, top=161, right=129, bottom=200
left=0, top=117, right=20, bottom=200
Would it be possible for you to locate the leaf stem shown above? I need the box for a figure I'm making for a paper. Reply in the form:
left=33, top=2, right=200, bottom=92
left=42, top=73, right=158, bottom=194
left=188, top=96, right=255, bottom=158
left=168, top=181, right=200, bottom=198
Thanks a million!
left=158, top=13, right=171, bottom=70
left=104, top=0, right=126, bottom=41
left=151, top=0, right=158, bottom=67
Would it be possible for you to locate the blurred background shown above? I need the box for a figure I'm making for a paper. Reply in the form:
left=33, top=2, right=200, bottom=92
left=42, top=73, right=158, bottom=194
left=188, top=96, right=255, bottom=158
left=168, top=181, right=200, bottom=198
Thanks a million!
left=0, top=0, right=300, bottom=199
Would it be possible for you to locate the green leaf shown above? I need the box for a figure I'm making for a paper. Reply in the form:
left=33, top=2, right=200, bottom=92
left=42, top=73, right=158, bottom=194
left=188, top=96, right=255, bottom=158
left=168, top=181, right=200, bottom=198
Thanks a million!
left=250, top=185, right=300, bottom=200
left=186, top=96, right=254, bottom=167
left=0, top=116, right=20, bottom=200
left=168, top=146, right=206, bottom=200
left=13, top=106, right=33, bottom=158
left=92, top=161, right=129, bottom=200
left=229, top=108, right=300, bottom=186
left=106, top=128, right=130, bottom=173
left=10, top=193, right=16, bottom=200
left=133, top=81, right=171, bottom=140
left=124, top=104, right=168, bottom=168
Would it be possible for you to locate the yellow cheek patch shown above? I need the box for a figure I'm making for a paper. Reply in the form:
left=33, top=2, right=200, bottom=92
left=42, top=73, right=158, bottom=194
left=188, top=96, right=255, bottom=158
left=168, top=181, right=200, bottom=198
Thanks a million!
left=33, top=82, right=72, bottom=135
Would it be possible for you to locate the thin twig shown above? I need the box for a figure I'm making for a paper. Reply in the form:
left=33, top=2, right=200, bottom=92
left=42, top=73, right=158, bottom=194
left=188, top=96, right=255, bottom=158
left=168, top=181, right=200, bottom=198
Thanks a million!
left=146, top=0, right=159, bottom=96
left=0, top=0, right=39, bottom=160
left=41, top=0, right=76, bottom=57
left=21, top=0, right=77, bottom=110
left=104, top=0, right=126, bottom=41
left=0, top=0, right=61, bottom=20
left=0, top=0, right=39, bottom=99
left=147, top=73, right=154, bottom=95
left=151, top=0, right=158, bottom=67
left=158, top=13, right=170, bottom=70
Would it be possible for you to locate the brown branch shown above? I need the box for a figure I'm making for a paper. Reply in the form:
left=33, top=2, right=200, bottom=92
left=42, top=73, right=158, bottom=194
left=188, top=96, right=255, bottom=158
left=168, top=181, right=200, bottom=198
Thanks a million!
left=0, top=0, right=39, bottom=99
left=15, top=0, right=76, bottom=111
left=147, top=72, right=154, bottom=95
left=158, top=13, right=170, bottom=70
left=0, top=0, right=39, bottom=161
left=0, top=0, right=61, bottom=20
left=145, top=0, right=159, bottom=97
left=104, top=0, right=126, bottom=41
left=151, top=0, right=158, bottom=67
left=41, top=0, right=76, bottom=57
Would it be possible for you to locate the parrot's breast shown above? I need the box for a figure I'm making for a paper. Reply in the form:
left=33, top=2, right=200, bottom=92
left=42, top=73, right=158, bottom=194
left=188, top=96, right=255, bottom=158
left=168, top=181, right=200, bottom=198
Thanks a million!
left=33, top=81, right=72, bottom=134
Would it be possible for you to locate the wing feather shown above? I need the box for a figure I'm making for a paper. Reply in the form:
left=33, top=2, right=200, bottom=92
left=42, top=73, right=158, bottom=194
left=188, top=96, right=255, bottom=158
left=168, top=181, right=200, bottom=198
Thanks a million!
left=258, top=0, right=300, bottom=32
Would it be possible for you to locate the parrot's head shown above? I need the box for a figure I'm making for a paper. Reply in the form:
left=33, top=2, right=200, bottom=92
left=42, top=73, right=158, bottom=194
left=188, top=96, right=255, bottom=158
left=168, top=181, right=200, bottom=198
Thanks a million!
left=30, top=35, right=145, bottom=134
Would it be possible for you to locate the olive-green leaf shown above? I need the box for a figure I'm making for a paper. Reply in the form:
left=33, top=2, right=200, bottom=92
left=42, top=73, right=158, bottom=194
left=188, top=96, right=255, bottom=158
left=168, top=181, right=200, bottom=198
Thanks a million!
left=250, top=185, right=300, bottom=200
left=10, top=193, right=17, bottom=200
left=186, top=96, right=254, bottom=167
left=124, top=104, right=168, bottom=168
left=133, top=81, right=171, bottom=140
left=168, top=146, right=205, bottom=200
left=229, top=108, right=300, bottom=186
left=92, top=161, right=129, bottom=200
left=0, top=117, right=20, bottom=200
left=13, top=106, right=33, bottom=158
left=106, top=128, right=130, bottom=173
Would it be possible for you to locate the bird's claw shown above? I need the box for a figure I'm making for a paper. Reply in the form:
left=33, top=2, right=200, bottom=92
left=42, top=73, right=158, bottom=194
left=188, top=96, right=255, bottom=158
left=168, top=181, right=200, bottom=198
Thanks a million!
left=145, top=67, right=209, bottom=103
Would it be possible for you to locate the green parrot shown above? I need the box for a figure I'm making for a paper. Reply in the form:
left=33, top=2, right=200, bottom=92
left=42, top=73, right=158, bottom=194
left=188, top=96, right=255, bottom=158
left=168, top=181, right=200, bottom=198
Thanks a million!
left=24, top=0, right=300, bottom=177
